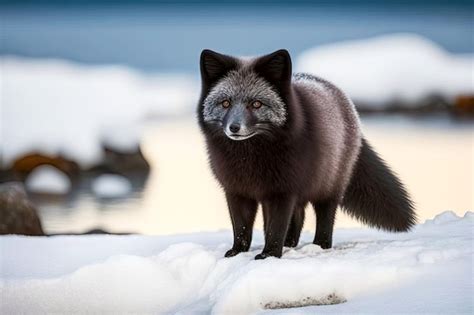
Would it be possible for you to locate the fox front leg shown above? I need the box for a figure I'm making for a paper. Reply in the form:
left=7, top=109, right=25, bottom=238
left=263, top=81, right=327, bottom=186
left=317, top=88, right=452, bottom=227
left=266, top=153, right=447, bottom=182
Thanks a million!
left=256, top=194, right=296, bottom=259
left=224, top=193, right=258, bottom=257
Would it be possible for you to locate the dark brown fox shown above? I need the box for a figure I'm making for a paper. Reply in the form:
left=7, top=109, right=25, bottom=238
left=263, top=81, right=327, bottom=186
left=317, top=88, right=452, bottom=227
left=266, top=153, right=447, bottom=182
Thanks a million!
left=197, top=49, right=416, bottom=259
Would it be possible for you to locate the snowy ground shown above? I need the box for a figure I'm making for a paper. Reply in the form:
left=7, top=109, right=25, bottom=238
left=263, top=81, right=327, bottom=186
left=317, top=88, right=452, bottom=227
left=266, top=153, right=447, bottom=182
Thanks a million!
left=1, top=211, right=472, bottom=314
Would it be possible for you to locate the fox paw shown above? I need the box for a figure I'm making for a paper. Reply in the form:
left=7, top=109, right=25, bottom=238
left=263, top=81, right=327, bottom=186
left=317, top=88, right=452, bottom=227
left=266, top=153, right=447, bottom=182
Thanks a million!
left=314, top=239, right=332, bottom=249
left=284, top=238, right=299, bottom=248
left=224, top=248, right=243, bottom=257
left=255, top=251, right=282, bottom=260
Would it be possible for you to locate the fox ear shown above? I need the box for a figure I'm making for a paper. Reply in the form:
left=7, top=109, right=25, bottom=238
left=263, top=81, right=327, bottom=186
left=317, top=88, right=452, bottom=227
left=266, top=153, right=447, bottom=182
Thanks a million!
left=254, top=49, right=292, bottom=89
left=200, top=49, right=237, bottom=87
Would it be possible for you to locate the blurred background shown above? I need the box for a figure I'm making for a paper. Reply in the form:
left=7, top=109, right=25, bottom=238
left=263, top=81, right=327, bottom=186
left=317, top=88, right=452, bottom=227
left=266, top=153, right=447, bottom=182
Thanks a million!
left=0, top=0, right=472, bottom=236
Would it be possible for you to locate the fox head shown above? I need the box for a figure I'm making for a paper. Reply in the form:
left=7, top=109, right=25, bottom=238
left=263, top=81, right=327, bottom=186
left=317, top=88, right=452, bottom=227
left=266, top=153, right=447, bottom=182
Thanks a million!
left=198, top=49, right=292, bottom=141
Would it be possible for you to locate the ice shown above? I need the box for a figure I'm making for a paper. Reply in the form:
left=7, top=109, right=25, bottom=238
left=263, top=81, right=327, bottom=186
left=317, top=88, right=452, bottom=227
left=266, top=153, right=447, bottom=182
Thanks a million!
left=24, top=165, right=71, bottom=194
left=1, top=57, right=198, bottom=167
left=296, top=34, right=474, bottom=106
left=91, top=174, right=132, bottom=198
left=1, top=211, right=472, bottom=314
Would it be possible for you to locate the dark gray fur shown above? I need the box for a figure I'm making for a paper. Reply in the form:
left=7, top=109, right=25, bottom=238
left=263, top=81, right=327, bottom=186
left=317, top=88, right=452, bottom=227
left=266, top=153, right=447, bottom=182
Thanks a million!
left=197, top=49, right=416, bottom=259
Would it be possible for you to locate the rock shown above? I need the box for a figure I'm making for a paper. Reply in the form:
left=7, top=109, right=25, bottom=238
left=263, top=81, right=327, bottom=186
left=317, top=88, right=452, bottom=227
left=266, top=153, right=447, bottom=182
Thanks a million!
left=0, top=169, right=15, bottom=183
left=99, top=144, right=150, bottom=191
left=10, top=152, right=80, bottom=182
left=0, top=183, right=44, bottom=235
left=2, top=145, right=150, bottom=194
left=88, top=144, right=150, bottom=177
left=454, top=94, right=474, bottom=116
left=356, top=94, right=450, bottom=115
left=48, top=227, right=133, bottom=235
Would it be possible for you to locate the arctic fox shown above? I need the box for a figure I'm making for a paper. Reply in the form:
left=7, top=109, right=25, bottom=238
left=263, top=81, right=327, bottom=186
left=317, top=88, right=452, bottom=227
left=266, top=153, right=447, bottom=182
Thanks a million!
left=197, top=49, right=416, bottom=259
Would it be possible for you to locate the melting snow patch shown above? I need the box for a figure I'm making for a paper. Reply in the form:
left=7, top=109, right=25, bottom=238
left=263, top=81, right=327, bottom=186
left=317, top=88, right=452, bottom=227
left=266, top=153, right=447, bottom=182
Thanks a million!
left=91, top=174, right=132, bottom=198
left=25, top=165, right=71, bottom=194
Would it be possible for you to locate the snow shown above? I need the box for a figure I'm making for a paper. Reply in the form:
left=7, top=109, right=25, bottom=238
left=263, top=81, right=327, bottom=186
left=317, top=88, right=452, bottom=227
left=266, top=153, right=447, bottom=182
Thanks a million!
left=100, top=124, right=142, bottom=152
left=91, top=174, right=132, bottom=198
left=2, top=34, right=472, bottom=168
left=296, top=34, right=474, bottom=106
left=1, top=211, right=472, bottom=314
left=0, top=57, right=198, bottom=167
left=24, top=165, right=71, bottom=194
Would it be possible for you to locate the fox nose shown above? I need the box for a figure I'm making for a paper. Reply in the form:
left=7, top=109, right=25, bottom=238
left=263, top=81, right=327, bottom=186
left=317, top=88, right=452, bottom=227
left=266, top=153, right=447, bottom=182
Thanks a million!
left=229, top=123, right=240, bottom=133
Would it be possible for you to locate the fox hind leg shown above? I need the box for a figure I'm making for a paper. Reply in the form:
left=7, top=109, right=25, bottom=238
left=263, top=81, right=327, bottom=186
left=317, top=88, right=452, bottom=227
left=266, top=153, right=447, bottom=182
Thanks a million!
left=284, top=203, right=306, bottom=247
left=312, top=199, right=338, bottom=249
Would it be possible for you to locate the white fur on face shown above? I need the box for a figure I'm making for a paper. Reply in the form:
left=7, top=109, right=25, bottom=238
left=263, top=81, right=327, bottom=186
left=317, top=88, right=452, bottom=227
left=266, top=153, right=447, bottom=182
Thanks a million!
left=224, top=131, right=256, bottom=141
left=202, top=69, right=287, bottom=126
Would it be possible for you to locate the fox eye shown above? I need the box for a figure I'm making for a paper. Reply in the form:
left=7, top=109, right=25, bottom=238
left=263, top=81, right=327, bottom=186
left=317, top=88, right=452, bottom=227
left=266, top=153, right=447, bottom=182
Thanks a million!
left=221, top=100, right=231, bottom=108
left=251, top=100, right=262, bottom=109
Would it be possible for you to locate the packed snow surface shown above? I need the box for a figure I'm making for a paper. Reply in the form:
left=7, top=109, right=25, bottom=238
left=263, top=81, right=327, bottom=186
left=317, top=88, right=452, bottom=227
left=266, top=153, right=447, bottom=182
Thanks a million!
left=24, top=165, right=71, bottom=194
left=296, top=34, right=474, bottom=106
left=91, top=174, right=132, bottom=198
left=1, top=211, right=472, bottom=314
left=1, top=57, right=198, bottom=167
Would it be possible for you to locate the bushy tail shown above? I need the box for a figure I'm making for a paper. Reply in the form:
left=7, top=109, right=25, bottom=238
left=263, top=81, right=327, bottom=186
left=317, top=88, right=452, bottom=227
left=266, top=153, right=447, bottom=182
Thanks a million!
left=342, top=138, right=416, bottom=231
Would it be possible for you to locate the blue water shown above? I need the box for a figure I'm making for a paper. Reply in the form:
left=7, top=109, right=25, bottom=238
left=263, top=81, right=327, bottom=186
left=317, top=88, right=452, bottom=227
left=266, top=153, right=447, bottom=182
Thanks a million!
left=1, top=3, right=472, bottom=73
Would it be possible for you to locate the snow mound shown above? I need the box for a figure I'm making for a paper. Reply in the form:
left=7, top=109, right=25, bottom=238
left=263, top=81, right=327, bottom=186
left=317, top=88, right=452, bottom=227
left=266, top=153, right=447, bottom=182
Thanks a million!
left=1, top=57, right=198, bottom=167
left=296, top=34, right=474, bottom=106
left=423, top=210, right=461, bottom=225
left=100, top=124, right=142, bottom=152
left=25, top=165, right=71, bottom=194
left=1, top=211, right=472, bottom=314
left=91, top=174, right=132, bottom=198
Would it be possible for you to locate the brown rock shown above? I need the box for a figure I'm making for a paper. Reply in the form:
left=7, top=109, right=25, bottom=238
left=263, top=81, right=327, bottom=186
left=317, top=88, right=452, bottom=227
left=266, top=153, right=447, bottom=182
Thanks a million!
left=454, top=95, right=474, bottom=115
left=10, top=152, right=80, bottom=182
left=0, top=183, right=45, bottom=235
